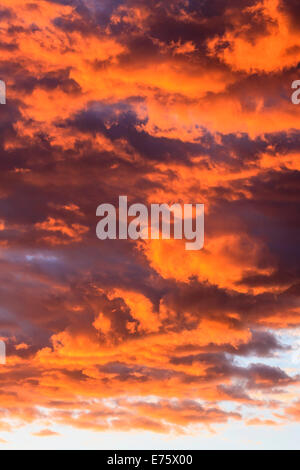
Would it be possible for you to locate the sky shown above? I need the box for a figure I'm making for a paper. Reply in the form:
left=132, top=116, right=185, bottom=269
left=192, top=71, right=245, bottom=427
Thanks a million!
left=0, top=0, right=300, bottom=450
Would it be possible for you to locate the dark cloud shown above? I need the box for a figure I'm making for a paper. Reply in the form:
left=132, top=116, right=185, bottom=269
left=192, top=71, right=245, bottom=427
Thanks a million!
left=171, top=352, right=294, bottom=389
left=279, top=0, right=300, bottom=29
left=0, top=7, right=14, bottom=21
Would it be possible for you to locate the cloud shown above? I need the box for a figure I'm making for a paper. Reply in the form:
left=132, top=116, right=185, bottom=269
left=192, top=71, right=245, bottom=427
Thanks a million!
left=0, top=0, right=299, bottom=444
left=32, top=429, right=60, bottom=437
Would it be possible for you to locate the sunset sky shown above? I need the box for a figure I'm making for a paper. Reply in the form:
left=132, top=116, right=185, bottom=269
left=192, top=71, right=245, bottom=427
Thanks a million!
left=0, top=0, right=300, bottom=450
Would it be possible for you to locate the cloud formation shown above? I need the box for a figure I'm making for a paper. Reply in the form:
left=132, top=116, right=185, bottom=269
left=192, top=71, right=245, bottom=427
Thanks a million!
left=0, top=0, right=299, bottom=445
